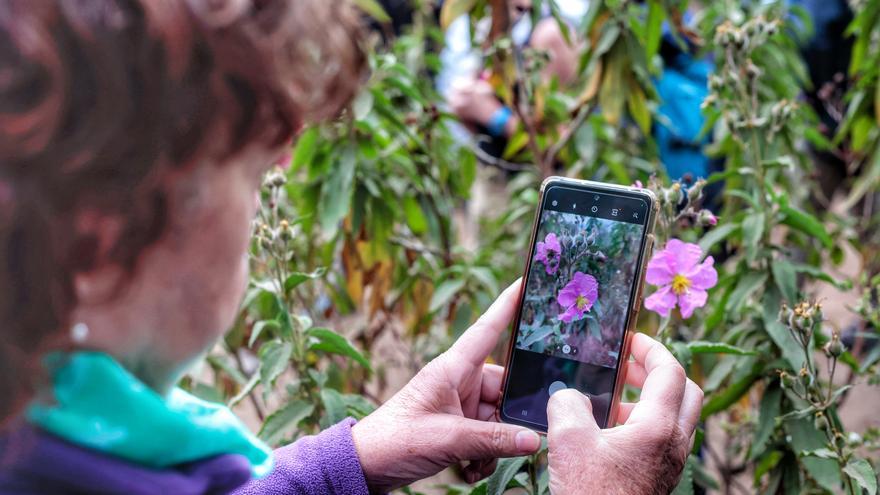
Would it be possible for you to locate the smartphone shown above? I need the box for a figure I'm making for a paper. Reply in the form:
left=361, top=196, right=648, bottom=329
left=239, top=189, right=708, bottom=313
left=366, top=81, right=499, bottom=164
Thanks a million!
left=498, top=177, right=657, bottom=432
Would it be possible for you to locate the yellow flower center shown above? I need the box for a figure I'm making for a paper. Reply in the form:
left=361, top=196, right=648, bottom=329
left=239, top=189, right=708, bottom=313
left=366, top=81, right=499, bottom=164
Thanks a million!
left=672, top=274, right=691, bottom=295
left=576, top=295, right=589, bottom=310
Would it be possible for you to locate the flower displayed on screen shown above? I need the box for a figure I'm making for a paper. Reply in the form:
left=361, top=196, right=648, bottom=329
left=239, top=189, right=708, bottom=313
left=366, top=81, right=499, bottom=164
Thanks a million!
left=557, top=271, right=599, bottom=323
left=534, top=232, right=562, bottom=275
left=644, top=239, right=718, bottom=319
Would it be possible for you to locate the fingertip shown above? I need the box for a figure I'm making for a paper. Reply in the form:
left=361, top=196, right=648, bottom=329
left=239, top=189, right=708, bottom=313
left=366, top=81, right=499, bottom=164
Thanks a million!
left=548, top=388, right=591, bottom=409
left=515, top=429, right=541, bottom=453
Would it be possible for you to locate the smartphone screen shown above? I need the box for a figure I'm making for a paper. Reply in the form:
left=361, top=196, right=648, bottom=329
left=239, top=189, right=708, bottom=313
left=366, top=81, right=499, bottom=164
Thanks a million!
left=500, top=181, right=653, bottom=431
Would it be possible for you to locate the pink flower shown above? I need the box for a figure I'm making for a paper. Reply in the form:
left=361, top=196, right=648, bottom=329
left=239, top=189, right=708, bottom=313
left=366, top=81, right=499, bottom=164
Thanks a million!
left=644, top=239, right=718, bottom=319
left=535, top=233, right=562, bottom=275
left=632, top=180, right=644, bottom=189
left=557, top=272, right=599, bottom=323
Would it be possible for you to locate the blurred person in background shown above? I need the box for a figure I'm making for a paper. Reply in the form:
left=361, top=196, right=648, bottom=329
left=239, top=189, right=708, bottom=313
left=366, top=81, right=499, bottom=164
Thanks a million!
left=0, top=1, right=701, bottom=493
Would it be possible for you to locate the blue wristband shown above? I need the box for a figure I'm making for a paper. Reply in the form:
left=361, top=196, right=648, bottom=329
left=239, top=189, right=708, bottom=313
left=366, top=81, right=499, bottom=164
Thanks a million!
left=487, top=106, right=513, bottom=137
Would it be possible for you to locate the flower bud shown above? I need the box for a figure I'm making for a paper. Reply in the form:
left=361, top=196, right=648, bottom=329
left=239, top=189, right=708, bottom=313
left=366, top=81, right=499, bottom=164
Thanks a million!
left=669, top=183, right=683, bottom=205
left=779, top=371, right=795, bottom=390
left=698, top=209, right=718, bottom=227
left=732, top=29, right=745, bottom=48
left=824, top=333, right=844, bottom=358
left=834, top=432, right=847, bottom=451
left=814, top=411, right=828, bottom=431
left=262, top=167, right=286, bottom=189
left=746, top=62, right=761, bottom=80
left=259, top=235, right=273, bottom=251
left=278, top=219, right=293, bottom=242
left=687, top=180, right=706, bottom=202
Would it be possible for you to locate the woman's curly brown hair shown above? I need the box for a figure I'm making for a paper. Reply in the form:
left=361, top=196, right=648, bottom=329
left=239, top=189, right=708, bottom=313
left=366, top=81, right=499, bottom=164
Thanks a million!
left=0, top=0, right=365, bottom=425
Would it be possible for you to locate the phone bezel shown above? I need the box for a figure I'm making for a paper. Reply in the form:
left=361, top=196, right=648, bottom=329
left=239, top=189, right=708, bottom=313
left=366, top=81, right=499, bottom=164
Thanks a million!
left=497, top=176, right=658, bottom=433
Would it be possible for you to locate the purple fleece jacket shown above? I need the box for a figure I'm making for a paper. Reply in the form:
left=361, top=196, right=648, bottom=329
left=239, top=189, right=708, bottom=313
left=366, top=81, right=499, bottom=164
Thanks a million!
left=0, top=418, right=369, bottom=495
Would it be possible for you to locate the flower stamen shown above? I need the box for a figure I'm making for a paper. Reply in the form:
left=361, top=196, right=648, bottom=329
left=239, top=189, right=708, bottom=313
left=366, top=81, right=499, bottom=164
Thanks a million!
left=672, top=274, right=691, bottom=295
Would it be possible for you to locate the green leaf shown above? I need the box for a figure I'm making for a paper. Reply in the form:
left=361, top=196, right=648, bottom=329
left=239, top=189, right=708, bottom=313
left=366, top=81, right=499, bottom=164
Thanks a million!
left=320, top=388, right=348, bottom=428
left=249, top=320, right=280, bottom=348
left=318, top=149, right=357, bottom=235
left=785, top=417, right=842, bottom=492
left=704, top=355, right=737, bottom=393
left=229, top=371, right=259, bottom=407
left=522, top=325, right=556, bottom=348
left=440, top=0, right=476, bottom=30
left=670, top=456, right=695, bottom=495
left=259, top=340, right=293, bottom=389
left=353, top=0, right=390, bottom=22
left=403, top=196, right=428, bottom=235
left=469, top=266, right=500, bottom=295
left=750, top=383, right=781, bottom=460
left=701, top=360, right=763, bottom=420
left=763, top=288, right=807, bottom=371
left=801, top=448, right=839, bottom=460
left=503, top=130, right=530, bottom=160
left=699, top=223, right=737, bottom=253
left=771, top=259, right=798, bottom=304
left=754, top=451, right=784, bottom=482
left=486, top=456, right=527, bottom=495
left=843, top=457, right=877, bottom=495
left=284, top=267, right=327, bottom=293
left=742, top=212, right=765, bottom=250
left=598, top=42, right=625, bottom=126
left=430, top=279, right=466, bottom=313
left=779, top=205, right=832, bottom=248
left=644, top=1, right=665, bottom=62
left=258, top=400, right=315, bottom=445
left=340, top=393, right=376, bottom=418
left=206, top=355, right=247, bottom=385
left=306, top=327, right=372, bottom=371
left=292, top=127, right=319, bottom=170
left=726, top=272, right=768, bottom=314
left=626, top=81, right=651, bottom=134
left=594, top=23, right=621, bottom=58
left=670, top=341, right=693, bottom=368
left=687, top=341, right=757, bottom=356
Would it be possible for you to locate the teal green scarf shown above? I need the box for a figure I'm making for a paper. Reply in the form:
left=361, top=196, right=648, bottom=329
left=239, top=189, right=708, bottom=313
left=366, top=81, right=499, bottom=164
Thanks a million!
left=26, top=352, right=273, bottom=477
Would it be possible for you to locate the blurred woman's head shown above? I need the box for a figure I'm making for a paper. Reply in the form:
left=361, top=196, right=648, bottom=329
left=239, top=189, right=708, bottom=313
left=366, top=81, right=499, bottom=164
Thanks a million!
left=0, top=0, right=365, bottom=424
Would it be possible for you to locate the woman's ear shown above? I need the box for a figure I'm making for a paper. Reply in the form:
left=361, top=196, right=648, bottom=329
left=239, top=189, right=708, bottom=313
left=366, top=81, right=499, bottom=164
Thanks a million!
left=72, top=210, right=126, bottom=305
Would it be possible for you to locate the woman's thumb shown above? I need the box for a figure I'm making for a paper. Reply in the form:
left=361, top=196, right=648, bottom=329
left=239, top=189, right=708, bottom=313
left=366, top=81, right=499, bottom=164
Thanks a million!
left=452, top=419, right=541, bottom=460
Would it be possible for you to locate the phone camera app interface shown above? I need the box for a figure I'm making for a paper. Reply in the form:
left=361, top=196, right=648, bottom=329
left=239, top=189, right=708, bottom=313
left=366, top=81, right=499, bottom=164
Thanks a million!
left=503, top=186, right=648, bottom=429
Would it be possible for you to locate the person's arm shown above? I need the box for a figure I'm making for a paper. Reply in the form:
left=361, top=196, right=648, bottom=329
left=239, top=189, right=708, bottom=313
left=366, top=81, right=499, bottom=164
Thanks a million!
left=231, top=418, right=368, bottom=495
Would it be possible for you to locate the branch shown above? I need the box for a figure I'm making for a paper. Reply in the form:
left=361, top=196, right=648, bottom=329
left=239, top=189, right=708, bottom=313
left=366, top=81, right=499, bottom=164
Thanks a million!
left=545, top=102, right=595, bottom=168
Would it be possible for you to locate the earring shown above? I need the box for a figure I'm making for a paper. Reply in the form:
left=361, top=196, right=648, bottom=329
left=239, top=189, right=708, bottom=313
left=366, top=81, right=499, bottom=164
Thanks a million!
left=71, top=322, right=89, bottom=344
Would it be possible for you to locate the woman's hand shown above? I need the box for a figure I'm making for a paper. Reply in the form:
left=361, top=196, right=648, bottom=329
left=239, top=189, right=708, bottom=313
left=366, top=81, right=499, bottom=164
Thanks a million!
left=351, top=281, right=540, bottom=493
left=547, top=333, right=704, bottom=495
left=448, top=78, right=502, bottom=128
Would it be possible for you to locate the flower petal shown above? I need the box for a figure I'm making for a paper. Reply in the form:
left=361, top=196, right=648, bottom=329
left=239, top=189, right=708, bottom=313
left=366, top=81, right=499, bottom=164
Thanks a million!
left=558, top=305, right=579, bottom=323
left=557, top=282, right=578, bottom=308
left=545, top=232, right=561, bottom=253
left=667, top=238, right=703, bottom=272
left=678, top=288, right=708, bottom=319
left=645, top=250, right=676, bottom=286
left=644, top=285, right=676, bottom=318
left=684, top=256, right=718, bottom=290
left=573, top=272, right=599, bottom=298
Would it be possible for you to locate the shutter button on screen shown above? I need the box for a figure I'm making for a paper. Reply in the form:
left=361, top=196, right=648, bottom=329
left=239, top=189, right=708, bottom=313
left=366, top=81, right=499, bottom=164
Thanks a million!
left=548, top=381, right=567, bottom=396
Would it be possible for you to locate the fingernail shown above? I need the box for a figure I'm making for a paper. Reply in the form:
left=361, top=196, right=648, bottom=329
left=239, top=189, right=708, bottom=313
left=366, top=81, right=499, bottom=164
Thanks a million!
left=515, top=429, right=540, bottom=452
